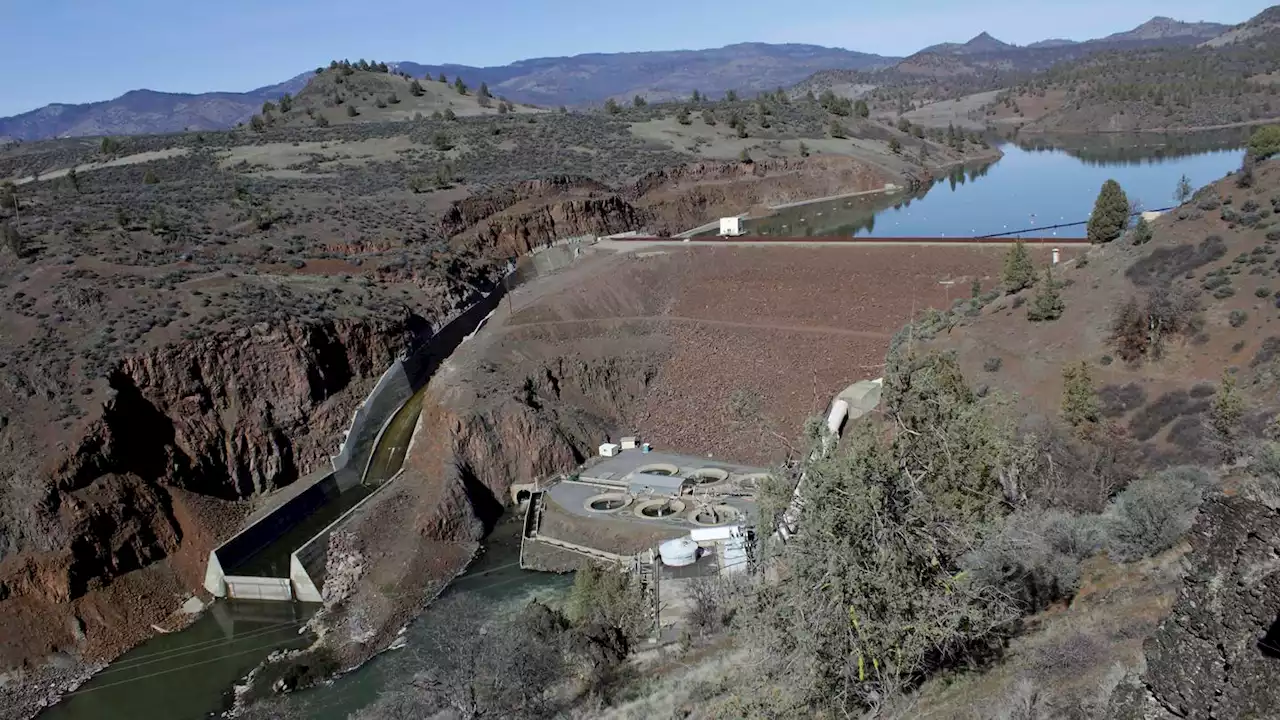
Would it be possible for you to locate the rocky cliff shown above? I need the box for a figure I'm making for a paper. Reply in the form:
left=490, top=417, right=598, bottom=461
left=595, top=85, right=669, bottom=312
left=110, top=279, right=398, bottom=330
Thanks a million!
left=0, top=314, right=424, bottom=670
left=1109, top=496, right=1280, bottom=719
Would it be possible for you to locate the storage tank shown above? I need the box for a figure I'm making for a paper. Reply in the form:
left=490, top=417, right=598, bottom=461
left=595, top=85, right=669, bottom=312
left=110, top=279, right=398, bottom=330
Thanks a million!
left=658, top=537, right=699, bottom=567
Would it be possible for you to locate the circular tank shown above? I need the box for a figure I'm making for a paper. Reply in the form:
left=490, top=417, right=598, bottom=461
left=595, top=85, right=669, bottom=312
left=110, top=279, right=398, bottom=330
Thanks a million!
left=635, top=463, right=679, bottom=477
left=583, top=493, right=632, bottom=513
left=690, top=504, right=741, bottom=527
left=659, top=537, right=699, bottom=567
left=633, top=498, right=686, bottom=519
left=691, top=468, right=729, bottom=487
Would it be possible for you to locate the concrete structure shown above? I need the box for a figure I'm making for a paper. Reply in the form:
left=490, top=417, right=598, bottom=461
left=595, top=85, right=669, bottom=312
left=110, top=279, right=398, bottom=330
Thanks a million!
left=718, top=216, right=744, bottom=237
left=599, top=443, right=620, bottom=457
left=628, top=472, right=687, bottom=497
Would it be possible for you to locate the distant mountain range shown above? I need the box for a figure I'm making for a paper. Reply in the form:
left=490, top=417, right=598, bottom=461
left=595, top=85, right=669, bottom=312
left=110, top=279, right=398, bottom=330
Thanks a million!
left=0, top=15, right=1241, bottom=141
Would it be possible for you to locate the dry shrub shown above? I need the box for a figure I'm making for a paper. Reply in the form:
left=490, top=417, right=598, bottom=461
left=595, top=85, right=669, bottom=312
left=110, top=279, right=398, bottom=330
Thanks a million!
left=1124, top=235, right=1226, bottom=287
left=1128, top=390, right=1209, bottom=442
left=1104, top=466, right=1211, bottom=562
left=961, top=510, right=1104, bottom=614
left=1098, top=382, right=1147, bottom=418
left=1109, top=287, right=1198, bottom=363
left=1022, top=420, right=1142, bottom=514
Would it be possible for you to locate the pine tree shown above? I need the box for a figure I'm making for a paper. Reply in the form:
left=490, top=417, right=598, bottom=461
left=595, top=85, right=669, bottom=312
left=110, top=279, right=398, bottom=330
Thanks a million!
left=854, top=99, right=870, bottom=118
left=437, top=73, right=447, bottom=83
left=409, top=79, right=424, bottom=97
left=1000, top=240, right=1035, bottom=294
left=1210, top=371, right=1244, bottom=463
left=633, top=95, right=646, bottom=107
left=1087, top=179, right=1129, bottom=244
left=725, top=89, right=738, bottom=102
left=1131, top=216, right=1153, bottom=245
left=1027, top=265, right=1064, bottom=322
left=1061, top=361, right=1099, bottom=428
left=1174, top=174, right=1193, bottom=205
left=676, top=107, right=691, bottom=125
left=691, top=89, right=701, bottom=103
left=829, top=120, right=847, bottom=139
left=478, top=82, right=491, bottom=98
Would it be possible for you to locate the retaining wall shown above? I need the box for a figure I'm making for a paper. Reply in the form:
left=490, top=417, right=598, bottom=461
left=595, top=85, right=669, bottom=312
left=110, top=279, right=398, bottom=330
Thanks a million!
left=223, top=575, right=293, bottom=601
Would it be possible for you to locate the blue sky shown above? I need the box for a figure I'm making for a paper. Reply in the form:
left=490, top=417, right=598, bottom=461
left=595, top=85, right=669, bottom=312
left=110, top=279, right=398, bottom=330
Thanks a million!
left=0, top=0, right=1272, bottom=116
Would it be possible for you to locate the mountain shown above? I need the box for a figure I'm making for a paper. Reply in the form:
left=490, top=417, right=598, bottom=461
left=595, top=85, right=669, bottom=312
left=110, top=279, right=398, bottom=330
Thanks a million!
left=1098, top=16, right=1229, bottom=43
left=0, top=74, right=310, bottom=142
left=393, top=43, right=897, bottom=106
left=918, top=32, right=1017, bottom=56
left=1027, top=38, right=1079, bottom=49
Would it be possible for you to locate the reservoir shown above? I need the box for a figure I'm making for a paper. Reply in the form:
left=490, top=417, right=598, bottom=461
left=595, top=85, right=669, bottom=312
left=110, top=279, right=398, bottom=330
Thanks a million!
left=748, top=130, right=1249, bottom=239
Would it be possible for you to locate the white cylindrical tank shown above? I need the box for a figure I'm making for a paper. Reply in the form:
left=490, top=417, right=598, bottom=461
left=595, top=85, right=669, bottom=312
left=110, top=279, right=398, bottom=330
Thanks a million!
left=1052, top=247, right=1061, bottom=265
left=659, top=537, right=699, bottom=567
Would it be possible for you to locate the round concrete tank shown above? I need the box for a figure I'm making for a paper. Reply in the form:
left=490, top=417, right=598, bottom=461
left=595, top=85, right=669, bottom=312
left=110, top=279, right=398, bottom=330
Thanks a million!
left=659, top=537, right=699, bottom=567
left=636, top=463, right=679, bottom=477
left=584, top=493, right=632, bottom=513
left=692, top=468, right=729, bottom=487
left=634, top=498, right=686, bottom=519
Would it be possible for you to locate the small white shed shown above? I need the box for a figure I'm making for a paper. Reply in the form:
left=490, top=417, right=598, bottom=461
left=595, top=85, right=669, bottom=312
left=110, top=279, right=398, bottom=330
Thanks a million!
left=620, top=436, right=639, bottom=450
left=599, top=443, right=621, bottom=457
left=718, top=217, right=743, bottom=236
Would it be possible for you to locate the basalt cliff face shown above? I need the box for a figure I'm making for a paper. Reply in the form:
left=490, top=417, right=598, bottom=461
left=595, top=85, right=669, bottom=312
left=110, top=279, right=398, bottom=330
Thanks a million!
left=0, top=315, right=422, bottom=670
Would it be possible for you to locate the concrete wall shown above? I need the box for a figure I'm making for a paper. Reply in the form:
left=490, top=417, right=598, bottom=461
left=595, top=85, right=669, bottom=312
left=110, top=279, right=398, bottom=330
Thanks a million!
left=213, top=472, right=343, bottom=573
left=224, top=575, right=293, bottom=601
left=330, top=362, right=412, bottom=487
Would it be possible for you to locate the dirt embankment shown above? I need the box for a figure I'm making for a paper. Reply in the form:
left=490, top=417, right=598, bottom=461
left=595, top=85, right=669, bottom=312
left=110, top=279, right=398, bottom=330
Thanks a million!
left=0, top=315, right=419, bottom=686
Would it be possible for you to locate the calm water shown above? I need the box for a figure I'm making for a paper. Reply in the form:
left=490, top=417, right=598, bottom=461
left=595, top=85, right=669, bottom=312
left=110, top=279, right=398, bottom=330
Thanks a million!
left=749, top=131, right=1248, bottom=239
left=36, top=130, right=1250, bottom=720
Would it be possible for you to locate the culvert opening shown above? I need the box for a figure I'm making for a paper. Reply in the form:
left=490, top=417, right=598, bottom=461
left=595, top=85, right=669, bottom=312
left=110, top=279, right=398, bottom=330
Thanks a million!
left=691, top=505, right=741, bottom=526
left=584, top=493, right=632, bottom=513
left=634, top=498, right=686, bottom=519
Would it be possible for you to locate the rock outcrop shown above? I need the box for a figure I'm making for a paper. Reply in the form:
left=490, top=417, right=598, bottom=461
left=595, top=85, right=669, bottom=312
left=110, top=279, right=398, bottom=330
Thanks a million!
left=0, top=314, right=424, bottom=668
left=1120, top=497, right=1280, bottom=719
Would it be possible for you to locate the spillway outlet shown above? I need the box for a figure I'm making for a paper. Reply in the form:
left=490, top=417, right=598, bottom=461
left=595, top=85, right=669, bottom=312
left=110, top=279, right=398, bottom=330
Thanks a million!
left=634, top=498, right=686, bottom=519
left=585, top=493, right=633, bottom=513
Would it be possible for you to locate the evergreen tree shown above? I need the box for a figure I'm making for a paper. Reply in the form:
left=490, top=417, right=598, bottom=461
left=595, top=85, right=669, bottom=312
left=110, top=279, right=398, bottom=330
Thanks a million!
left=675, top=107, right=691, bottom=125
left=438, top=73, right=447, bottom=83
left=1087, top=179, right=1129, bottom=244
left=854, top=99, right=870, bottom=118
left=1, top=222, right=24, bottom=258
left=143, top=169, right=159, bottom=185
left=453, top=77, right=468, bottom=95
left=346, top=105, right=359, bottom=118
left=1238, top=152, right=1257, bottom=189
left=888, top=137, right=902, bottom=154
left=702, top=109, right=716, bottom=126
left=690, top=89, right=701, bottom=103
left=1174, top=174, right=1193, bottom=205
left=1131, top=216, right=1153, bottom=245
left=1210, top=371, right=1244, bottom=463
left=604, top=98, right=620, bottom=114
left=725, top=89, right=738, bottom=102
left=443, top=108, right=457, bottom=121
left=1061, top=361, right=1099, bottom=428
left=1000, top=240, right=1035, bottom=294
left=478, top=82, right=491, bottom=98
left=1027, top=265, right=1064, bottom=322
left=409, top=79, right=425, bottom=97
left=799, top=141, right=810, bottom=157
left=738, top=148, right=752, bottom=164
left=829, top=119, right=847, bottom=139
left=633, top=94, right=646, bottom=107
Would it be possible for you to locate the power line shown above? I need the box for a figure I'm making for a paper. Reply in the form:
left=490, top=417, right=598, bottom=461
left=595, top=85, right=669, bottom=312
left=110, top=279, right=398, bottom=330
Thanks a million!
left=976, top=206, right=1176, bottom=239
left=98, top=621, right=304, bottom=676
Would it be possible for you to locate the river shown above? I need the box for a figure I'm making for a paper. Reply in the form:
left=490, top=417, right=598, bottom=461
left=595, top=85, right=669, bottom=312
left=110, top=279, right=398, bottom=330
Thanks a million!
left=35, top=129, right=1250, bottom=720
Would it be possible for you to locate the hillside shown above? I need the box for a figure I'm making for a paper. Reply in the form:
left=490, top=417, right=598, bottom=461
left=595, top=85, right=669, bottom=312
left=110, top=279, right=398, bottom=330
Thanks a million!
left=800, top=14, right=1237, bottom=118
left=986, top=6, right=1280, bottom=132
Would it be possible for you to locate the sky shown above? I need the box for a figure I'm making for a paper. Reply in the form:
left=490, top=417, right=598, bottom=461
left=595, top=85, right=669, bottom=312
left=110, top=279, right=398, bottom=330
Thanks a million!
left=0, top=0, right=1274, bottom=117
